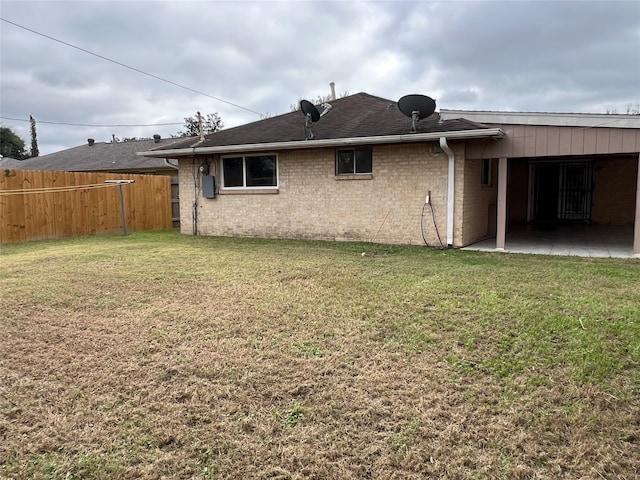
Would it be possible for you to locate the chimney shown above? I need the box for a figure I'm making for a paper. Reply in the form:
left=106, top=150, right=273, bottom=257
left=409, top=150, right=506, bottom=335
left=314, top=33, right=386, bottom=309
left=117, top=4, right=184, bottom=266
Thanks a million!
left=330, top=82, right=336, bottom=101
left=87, top=138, right=95, bottom=146
left=153, top=134, right=161, bottom=143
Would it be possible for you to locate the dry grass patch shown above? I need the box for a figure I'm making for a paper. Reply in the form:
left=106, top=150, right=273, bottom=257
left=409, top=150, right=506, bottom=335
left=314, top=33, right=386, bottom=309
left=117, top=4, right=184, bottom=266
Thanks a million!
left=1, top=231, right=639, bottom=479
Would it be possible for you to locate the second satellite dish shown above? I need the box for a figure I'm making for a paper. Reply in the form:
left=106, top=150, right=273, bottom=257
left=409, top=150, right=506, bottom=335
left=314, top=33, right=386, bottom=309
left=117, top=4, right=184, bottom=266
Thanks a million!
left=398, top=94, right=436, bottom=132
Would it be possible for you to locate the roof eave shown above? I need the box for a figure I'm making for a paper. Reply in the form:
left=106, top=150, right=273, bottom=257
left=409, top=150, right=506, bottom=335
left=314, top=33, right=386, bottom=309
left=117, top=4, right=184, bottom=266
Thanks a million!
left=440, top=109, right=640, bottom=128
left=137, top=128, right=505, bottom=158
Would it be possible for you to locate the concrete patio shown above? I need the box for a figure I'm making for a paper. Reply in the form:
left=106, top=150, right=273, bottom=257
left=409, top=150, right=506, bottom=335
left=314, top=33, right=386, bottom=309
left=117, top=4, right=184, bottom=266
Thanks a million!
left=462, top=224, right=637, bottom=259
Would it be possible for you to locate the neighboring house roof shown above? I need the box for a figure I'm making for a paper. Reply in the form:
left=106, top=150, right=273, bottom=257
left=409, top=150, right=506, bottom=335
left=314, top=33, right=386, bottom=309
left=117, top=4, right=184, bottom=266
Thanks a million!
left=141, top=93, right=504, bottom=157
left=8, top=137, right=181, bottom=173
left=440, top=109, right=640, bottom=129
left=0, top=157, right=24, bottom=169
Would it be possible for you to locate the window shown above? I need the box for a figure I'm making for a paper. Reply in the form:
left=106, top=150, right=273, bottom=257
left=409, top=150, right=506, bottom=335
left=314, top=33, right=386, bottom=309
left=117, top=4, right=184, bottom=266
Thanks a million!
left=222, top=154, right=277, bottom=188
left=336, top=148, right=372, bottom=175
left=481, top=159, right=492, bottom=186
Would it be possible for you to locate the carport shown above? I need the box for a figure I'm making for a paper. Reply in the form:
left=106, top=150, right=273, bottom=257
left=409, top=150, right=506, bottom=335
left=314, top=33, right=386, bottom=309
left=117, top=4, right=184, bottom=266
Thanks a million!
left=441, top=110, right=640, bottom=258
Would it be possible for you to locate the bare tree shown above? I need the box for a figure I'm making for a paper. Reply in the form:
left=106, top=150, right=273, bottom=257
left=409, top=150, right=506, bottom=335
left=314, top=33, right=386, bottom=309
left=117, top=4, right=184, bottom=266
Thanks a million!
left=175, top=112, right=223, bottom=137
left=290, top=91, right=349, bottom=112
left=605, top=103, right=640, bottom=115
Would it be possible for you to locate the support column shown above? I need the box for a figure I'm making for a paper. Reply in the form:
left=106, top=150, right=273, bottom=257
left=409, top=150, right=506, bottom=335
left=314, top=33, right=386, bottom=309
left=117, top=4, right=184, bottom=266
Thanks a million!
left=496, top=157, right=508, bottom=251
left=440, top=137, right=455, bottom=247
left=634, top=153, right=640, bottom=257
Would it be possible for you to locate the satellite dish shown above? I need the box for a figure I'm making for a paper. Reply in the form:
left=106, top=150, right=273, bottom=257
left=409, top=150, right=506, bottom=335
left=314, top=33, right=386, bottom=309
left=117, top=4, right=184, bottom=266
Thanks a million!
left=398, top=94, right=436, bottom=120
left=300, top=100, right=320, bottom=122
left=319, top=102, right=332, bottom=117
left=398, top=94, right=436, bottom=132
left=300, top=99, right=320, bottom=139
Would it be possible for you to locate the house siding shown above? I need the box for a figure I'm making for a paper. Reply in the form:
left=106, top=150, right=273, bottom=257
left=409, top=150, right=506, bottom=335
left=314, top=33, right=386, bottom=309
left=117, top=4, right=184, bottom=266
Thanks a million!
left=465, top=125, right=640, bottom=159
left=178, top=143, right=469, bottom=246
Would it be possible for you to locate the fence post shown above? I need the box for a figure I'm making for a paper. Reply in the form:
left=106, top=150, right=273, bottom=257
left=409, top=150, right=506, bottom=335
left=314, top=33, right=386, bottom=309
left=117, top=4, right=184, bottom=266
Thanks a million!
left=105, top=180, right=135, bottom=236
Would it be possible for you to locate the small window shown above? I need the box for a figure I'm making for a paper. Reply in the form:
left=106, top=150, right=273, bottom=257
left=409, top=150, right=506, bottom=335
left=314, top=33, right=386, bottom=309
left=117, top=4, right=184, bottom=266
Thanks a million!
left=336, top=148, right=372, bottom=175
left=481, top=159, right=492, bottom=186
left=222, top=154, right=278, bottom=188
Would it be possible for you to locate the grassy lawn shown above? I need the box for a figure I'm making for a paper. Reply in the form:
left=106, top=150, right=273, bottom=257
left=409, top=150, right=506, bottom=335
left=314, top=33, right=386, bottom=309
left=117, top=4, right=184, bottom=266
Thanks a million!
left=1, top=230, right=639, bottom=479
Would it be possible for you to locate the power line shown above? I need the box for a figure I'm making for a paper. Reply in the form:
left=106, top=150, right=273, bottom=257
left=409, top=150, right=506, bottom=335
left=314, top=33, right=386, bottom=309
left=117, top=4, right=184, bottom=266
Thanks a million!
left=0, top=116, right=183, bottom=127
left=0, top=17, right=265, bottom=117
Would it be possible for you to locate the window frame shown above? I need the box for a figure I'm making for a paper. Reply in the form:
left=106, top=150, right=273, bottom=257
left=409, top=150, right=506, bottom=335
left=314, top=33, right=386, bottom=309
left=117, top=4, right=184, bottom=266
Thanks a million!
left=335, top=147, right=373, bottom=176
left=221, top=153, right=279, bottom=190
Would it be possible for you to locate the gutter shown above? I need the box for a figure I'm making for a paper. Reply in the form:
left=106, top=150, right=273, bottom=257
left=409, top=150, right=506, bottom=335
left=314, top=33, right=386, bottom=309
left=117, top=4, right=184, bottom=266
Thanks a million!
left=439, top=137, right=455, bottom=247
left=138, top=128, right=505, bottom=158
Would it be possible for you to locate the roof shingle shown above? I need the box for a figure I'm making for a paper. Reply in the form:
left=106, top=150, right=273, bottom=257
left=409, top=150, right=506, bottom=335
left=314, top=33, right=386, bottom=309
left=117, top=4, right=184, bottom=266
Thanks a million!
left=7, top=138, right=180, bottom=172
left=152, top=93, right=491, bottom=152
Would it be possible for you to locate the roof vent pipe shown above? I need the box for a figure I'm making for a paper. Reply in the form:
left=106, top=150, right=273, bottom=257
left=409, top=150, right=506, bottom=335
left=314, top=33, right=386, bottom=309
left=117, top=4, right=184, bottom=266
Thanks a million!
left=197, top=111, right=205, bottom=141
left=330, top=82, right=336, bottom=101
left=88, top=138, right=95, bottom=146
left=153, top=134, right=161, bottom=143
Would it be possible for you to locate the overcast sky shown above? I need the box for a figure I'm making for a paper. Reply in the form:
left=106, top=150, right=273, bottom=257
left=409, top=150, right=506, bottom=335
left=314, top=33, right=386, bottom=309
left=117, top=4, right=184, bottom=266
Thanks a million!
left=1, top=0, right=639, bottom=155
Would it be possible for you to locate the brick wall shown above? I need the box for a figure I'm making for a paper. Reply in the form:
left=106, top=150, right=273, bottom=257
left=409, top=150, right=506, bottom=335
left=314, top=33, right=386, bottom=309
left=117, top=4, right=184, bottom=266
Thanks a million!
left=178, top=143, right=469, bottom=246
left=592, top=156, right=638, bottom=225
left=458, top=158, right=498, bottom=245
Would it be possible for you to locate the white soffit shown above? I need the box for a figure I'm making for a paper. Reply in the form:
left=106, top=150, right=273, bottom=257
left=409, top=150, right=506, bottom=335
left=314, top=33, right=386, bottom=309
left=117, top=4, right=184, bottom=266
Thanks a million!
left=439, top=110, right=640, bottom=129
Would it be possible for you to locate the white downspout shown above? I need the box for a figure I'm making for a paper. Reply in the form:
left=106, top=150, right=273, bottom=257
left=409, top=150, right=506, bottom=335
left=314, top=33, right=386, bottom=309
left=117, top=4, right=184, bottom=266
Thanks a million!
left=440, top=137, right=455, bottom=246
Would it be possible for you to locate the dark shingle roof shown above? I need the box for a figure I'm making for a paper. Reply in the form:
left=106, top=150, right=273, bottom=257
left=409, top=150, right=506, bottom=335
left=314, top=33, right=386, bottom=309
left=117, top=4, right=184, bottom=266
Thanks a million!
left=152, top=93, right=491, bottom=152
left=0, top=157, right=24, bottom=169
left=9, top=138, right=181, bottom=173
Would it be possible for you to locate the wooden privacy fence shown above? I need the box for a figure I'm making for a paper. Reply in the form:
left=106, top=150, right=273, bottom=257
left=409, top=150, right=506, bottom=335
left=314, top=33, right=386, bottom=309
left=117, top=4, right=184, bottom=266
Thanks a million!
left=0, top=170, right=172, bottom=243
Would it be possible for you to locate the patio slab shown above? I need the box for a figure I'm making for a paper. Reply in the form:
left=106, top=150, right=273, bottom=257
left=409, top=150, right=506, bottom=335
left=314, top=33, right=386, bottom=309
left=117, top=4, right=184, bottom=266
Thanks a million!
left=462, top=225, right=636, bottom=259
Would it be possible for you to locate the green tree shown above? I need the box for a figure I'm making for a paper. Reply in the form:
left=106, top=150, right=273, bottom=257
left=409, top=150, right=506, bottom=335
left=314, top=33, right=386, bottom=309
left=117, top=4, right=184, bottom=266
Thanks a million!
left=175, top=112, right=223, bottom=137
left=0, top=125, right=29, bottom=160
left=30, top=116, right=39, bottom=157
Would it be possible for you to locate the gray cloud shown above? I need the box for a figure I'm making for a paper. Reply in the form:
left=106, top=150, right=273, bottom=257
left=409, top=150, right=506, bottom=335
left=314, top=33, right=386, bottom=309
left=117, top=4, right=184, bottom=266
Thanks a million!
left=1, top=0, right=638, bottom=155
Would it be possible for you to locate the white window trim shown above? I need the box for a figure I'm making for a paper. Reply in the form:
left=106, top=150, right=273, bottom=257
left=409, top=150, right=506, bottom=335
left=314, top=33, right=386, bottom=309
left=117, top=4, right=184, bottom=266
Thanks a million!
left=220, top=153, right=279, bottom=190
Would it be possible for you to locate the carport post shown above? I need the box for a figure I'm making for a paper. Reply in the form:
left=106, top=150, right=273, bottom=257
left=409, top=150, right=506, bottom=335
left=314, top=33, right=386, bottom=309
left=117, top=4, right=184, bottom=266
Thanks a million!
left=496, top=157, right=508, bottom=251
left=634, top=153, right=640, bottom=257
left=105, top=180, right=135, bottom=236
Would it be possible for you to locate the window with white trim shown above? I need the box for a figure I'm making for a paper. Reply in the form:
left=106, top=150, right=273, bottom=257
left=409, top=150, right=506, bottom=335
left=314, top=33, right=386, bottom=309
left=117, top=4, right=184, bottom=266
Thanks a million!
left=222, top=154, right=278, bottom=188
left=336, top=147, right=372, bottom=175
